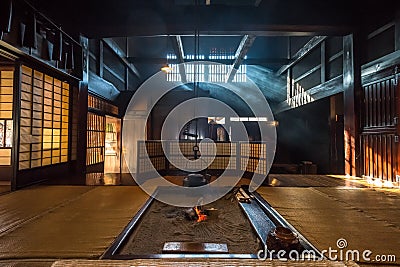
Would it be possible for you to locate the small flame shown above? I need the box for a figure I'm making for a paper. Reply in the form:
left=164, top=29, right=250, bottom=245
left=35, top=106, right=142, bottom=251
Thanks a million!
left=194, top=206, right=207, bottom=222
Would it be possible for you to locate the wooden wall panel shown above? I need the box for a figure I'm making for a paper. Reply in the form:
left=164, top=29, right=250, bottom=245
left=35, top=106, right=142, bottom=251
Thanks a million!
left=361, top=74, right=399, bottom=182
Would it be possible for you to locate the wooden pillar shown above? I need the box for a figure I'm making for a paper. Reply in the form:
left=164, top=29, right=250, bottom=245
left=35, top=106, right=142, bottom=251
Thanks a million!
left=396, top=76, right=400, bottom=183
left=77, top=36, right=89, bottom=177
left=125, top=37, right=129, bottom=91
left=11, top=64, right=21, bottom=191
left=321, top=41, right=326, bottom=84
left=343, top=34, right=362, bottom=176
left=395, top=9, right=400, bottom=51
left=98, top=40, right=104, bottom=78
left=77, top=82, right=88, bottom=176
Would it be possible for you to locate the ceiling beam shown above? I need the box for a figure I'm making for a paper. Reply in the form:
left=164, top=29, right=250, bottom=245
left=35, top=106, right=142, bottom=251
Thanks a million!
left=171, top=35, right=187, bottom=83
left=275, top=75, right=343, bottom=114
left=86, top=27, right=349, bottom=39
left=73, top=5, right=354, bottom=38
left=226, top=34, right=256, bottom=82
left=104, top=31, right=340, bottom=38
left=276, top=36, right=327, bottom=76
left=175, top=35, right=185, bottom=63
left=102, top=38, right=140, bottom=78
left=126, top=57, right=290, bottom=65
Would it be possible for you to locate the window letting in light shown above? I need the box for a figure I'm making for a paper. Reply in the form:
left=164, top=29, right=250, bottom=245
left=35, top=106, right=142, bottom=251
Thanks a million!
left=19, top=66, right=70, bottom=170
left=230, top=117, right=269, bottom=122
left=166, top=53, right=247, bottom=83
left=186, top=62, right=205, bottom=82
left=0, top=120, right=12, bottom=148
left=0, top=70, right=14, bottom=165
left=43, top=128, right=61, bottom=150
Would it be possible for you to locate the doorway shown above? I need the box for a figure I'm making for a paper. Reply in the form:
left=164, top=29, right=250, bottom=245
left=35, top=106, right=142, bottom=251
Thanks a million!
left=104, top=116, right=121, bottom=175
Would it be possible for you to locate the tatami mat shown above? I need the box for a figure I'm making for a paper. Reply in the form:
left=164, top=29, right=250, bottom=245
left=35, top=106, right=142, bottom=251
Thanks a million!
left=0, top=176, right=398, bottom=266
left=0, top=186, right=95, bottom=236
left=0, top=186, right=149, bottom=259
left=257, top=187, right=400, bottom=264
left=266, top=174, right=366, bottom=188
left=0, top=186, right=10, bottom=195
left=0, top=259, right=55, bottom=267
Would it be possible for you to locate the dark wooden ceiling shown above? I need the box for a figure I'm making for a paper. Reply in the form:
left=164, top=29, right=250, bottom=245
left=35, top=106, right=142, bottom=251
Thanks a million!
left=25, top=0, right=400, bottom=112
left=30, top=0, right=399, bottom=38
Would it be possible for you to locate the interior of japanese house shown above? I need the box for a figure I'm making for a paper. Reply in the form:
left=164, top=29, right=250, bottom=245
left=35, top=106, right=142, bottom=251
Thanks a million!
left=0, top=0, right=400, bottom=266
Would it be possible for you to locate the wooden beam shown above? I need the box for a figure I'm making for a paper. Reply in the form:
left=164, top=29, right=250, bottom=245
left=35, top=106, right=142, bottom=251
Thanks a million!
left=275, top=75, right=343, bottom=114
left=328, top=51, right=343, bottom=62
left=173, top=35, right=187, bottom=83
left=102, top=38, right=140, bottom=78
left=277, top=36, right=327, bottom=76
left=293, top=64, right=321, bottom=84
left=286, top=67, right=292, bottom=100
left=175, top=36, right=185, bottom=63
left=103, top=64, right=125, bottom=84
left=125, top=37, right=129, bottom=91
left=367, top=22, right=395, bottom=40
left=126, top=57, right=289, bottom=65
left=343, top=33, right=362, bottom=177
left=88, top=71, right=120, bottom=101
left=98, top=40, right=104, bottom=78
left=362, top=50, right=400, bottom=85
left=0, top=45, right=18, bottom=61
left=226, top=34, right=256, bottom=82
left=77, top=81, right=89, bottom=177
left=395, top=10, right=400, bottom=51
left=254, top=0, right=262, bottom=7
left=321, top=41, right=326, bottom=83
left=76, top=4, right=354, bottom=38
left=80, top=36, right=89, bottom=83
left=12, top=63, right=21, bottom=191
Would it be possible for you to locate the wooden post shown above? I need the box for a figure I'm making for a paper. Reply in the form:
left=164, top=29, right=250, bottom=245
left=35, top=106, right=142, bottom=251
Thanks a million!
left=395, top=9, right=400, bottom=51
left=343, top=34, right=362, bottom=177
left=321, top=41, right=326, bottom=84
left=396, top=71, right=400, bottom=183
left=98, top=40, right=104, bottom=78
left=77, top=81, right=88, bottom=176
left=11, top=64, right=21, bottom=191
left=78, top=36, right=89, bottom=177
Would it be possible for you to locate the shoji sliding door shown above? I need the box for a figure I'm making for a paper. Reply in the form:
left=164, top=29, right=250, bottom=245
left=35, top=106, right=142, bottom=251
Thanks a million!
left=0, top=68, right=14, bottom=181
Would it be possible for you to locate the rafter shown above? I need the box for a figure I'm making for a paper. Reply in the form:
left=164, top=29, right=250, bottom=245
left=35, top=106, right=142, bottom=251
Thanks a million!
left=102, top=38, right=140, bottom=78
left=225, top=34, right=256, bottom=83
left=276, top=36, right=327, bottom=76
left=126, top=57, right=289, bottom=65
left=171, top=35, right=187, bottom=83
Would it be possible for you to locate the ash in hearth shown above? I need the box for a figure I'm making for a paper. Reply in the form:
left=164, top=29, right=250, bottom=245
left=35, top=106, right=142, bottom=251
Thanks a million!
left=119, top=197, right=261, bottom=255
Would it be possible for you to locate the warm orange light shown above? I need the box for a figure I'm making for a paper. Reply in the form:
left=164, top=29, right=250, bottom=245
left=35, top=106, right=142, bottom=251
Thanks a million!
left=161, top=65, right=173, bottom=73
left=194, top=206, right=207, bottom=222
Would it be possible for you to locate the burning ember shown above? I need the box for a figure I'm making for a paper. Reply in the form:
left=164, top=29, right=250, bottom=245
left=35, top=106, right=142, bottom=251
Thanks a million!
left=184, top=206, right=217, bottom=222
left=184, top=198, right=219, bottom=222
left=194, top=206, right=207, bottom=222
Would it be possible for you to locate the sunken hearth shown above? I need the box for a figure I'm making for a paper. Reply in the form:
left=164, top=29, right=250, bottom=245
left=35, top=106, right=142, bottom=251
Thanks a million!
left=118, top=197, right=261, bottom=255
left=103, top=186, right=321, bottom=260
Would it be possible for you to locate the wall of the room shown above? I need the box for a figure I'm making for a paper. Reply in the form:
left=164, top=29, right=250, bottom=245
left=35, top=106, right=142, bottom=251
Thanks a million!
left=274, top=97, right=331, bottom=174
left=357, top=14, right=400, bottom=183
